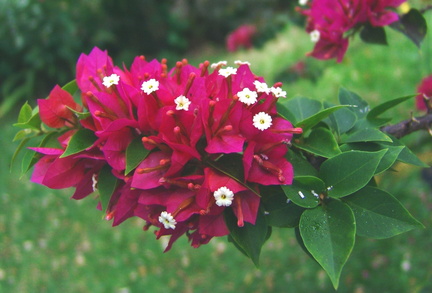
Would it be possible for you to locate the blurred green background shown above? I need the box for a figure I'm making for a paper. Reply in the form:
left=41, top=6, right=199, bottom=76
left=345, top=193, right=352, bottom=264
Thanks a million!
left=1, top=1, right=431, bottom=292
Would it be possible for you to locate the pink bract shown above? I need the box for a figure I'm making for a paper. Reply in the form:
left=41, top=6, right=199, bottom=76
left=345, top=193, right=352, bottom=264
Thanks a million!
left=299, top=0, right=406, bottom=62
left=30, top=47, right=301, bottom=250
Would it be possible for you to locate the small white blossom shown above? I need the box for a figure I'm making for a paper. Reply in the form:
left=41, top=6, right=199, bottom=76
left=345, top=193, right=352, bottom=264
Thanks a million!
left=141, top=79, right=159, bottom=94
left=218, top=67, right=237, bottom=78
left=174, top=95, right=192, bottom=111
left=234, top=60, right=251, bottom=66
left=253, top=112, right=272, bottom=131
left=159, top=211, right=177, bottom=229
left=310, top=30, right=320, bottom=43
left=253, top=80, right=271, bottom=94
left=299, top=0, right=308, bottom=5
left=214, top=186, right=235, bottom=207
left=237, top=88, right=258, bottom=105
left=102, top=73, right=120, bottom=88
left=270, top=86, right=287, bottom=98
left=211, top=61, right=227, bottom=69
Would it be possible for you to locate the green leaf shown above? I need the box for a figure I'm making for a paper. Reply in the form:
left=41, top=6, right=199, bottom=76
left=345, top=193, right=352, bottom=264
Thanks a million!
left=224, top=207, right=269, bottom=267
left=338, top=88, right=369, bottom=118
left=367, top=94, right=415, bottom=120
left=60, top=128, right=97, bottom=158
left=13, top=110, right=42, bottom=131
left=11, top=137, right=31, bottom=172
left=341, top=128, right=393, bottom=143
left=17, top=102, right=33, bottom=124
left=281, top=176, right=324, bottom=208
left=295, top=105, right=349, bottom=133
left=340, top=142, right=404, bottom=174
left=278, top=97, right=322, bottom=125
left=20, top=132, right=59, bottom=174
left=344, top=186, right=424, bottom=238
left=286, top=149, right=318, bottom=177
left=62, top=79, right=78, bottom=95
left=125, top=137, right=150, bottom=175
left=324, top=103, right=357, bottom=135
left=13, top=129, right=33, bottom=142
left=66, top=106, right=91, bottom=120
left=260, top=185, right=305, bottom=228
left=360, top=23, right=388, bottom=45
left=294, top=127, right=341, bottom=158
left=319, top=150, right=386, bottom=198
left=208, top=154, right=260, bottom=197
left=98, top=165, right=119, bottom=213
left=300, top=199, right=356, bottom=289
left=390, top=8, right=427, bottom=48
left=386, top=135, right=429, bottom=167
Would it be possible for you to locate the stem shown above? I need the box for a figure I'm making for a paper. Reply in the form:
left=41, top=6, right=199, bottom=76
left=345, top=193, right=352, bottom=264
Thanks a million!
left=380, top=113, right=432, bottom=139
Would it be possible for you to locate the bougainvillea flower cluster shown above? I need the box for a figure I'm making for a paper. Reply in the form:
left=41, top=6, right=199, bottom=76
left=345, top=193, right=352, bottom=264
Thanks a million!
left=31, top=47, right=301, bottom=250
left=298, top=0, right=406, bottom=62
left=226, top=24, right=257, bottom=52
left=416, top=74, right=432, bottom=111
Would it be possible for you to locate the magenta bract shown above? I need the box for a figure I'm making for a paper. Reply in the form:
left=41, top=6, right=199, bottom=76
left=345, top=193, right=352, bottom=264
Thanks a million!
left=30, top=47, right=301, bottom=250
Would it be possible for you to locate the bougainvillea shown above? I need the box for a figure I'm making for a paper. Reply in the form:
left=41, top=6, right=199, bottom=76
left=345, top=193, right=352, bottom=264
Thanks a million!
left=298, top=0, right=407, bottom=62
left=226, top=24, right=257, bottom=52
left=27, top=47, right=302, bottom=251
left=416, top=74, right=432, bottom=111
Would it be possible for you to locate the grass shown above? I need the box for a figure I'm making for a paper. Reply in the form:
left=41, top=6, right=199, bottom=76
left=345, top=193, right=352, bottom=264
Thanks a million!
left=1, top=16, right=432, bottom=293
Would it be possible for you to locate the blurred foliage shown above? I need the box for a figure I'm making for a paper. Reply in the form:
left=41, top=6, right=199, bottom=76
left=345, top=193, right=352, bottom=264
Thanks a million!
left=0, top=0, right=294, bottom=117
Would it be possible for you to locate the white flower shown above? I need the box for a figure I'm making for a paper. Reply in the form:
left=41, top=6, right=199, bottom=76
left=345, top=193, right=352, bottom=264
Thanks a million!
left=218, top=67, right=237, bottom=78
left=214, top=186, right=235, bottom=207
left=211, top=61, right=227, bottom=69
left=299, top=0, right=308, bottom=5
left=141, top=79, right=159, bottom=94
left=158, top=211, right=177, bottom=229
left=310, top=30, right=320, bottom=43
left=270, top=86, right=287, bottom=98
left=102, top=73, right=120, bottom=88
left=174, top=95, right=192, bottom=111
left=237, top=88, right=258, bottom=105
left=234, top=60, right=251, bottom=66
left=253, top=80, right=270, bottom=94
left=253, top=112, right=272, bottom=131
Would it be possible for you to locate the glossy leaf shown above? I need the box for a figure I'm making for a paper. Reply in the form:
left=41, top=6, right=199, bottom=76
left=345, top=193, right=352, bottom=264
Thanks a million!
left=285, top=150, right=318, bottom=177
left=341, top=128, right=392, bottom=143
left=367, top=94, right=415, bottom=120
left=20, top=132, right=60, bottom=174
left=98, top=165, right=119, bottom=213
left=66, top=106, right=91, bottom=120
left=344, top=186, right=424, bottom=238
left=338, top=88, right=369, bottom=118
left=277, top=97, right=322, bottom=125
left=125, top=136, right=150, bottom=175
left=62, top=79, right=78, bottom=96
left=319, top=150, right=386, bottom=198
left=60, top=128, right=97, bottom=158
left=390, top=8, right=427, bottom=48
left=324, top=104, right=357, bottom=135
left=13, top=111, right=42, bottom=131
left=295, top=105, right=349, bottom=133
left=340, top=142, right=404, bottom=174
left=260, top=185, right=305, bottom=228
left=281, top=176, right=324, bottom=208
left=300, top=199, right=356, bottom=289
left=17, top=102, right=33, bottom=124
left=224, top=207, right=269, bottom=267
left=360, top=23, right=387, bottom=45
left=208, top=154, right=260, bottom=197
left=295, top=127, right=341, bottom=158
left=385, top=135, right=429, bottom=167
